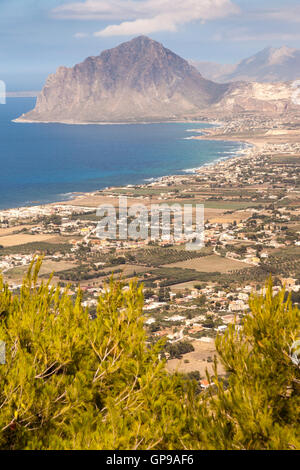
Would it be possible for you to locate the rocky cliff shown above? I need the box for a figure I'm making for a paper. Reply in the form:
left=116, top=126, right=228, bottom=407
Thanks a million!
left=18, top=36, right=229, bottom=124
left=17, top=37, right=299, bottom=124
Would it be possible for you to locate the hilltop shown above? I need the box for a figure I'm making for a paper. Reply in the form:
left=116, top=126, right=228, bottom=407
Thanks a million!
left=17, top=36, right=228, bottom=124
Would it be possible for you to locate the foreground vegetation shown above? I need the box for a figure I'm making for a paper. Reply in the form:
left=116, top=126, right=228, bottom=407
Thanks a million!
left=0, top=259, right=299, bottom=450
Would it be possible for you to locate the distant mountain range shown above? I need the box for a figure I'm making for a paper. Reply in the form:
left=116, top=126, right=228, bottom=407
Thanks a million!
left=191, top=46, right=300, bottom=83
left=17, top=38, right=299, bottom=124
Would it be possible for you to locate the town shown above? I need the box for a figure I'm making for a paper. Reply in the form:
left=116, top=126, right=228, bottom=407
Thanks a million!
left=1, top=118, right=299, bottom=381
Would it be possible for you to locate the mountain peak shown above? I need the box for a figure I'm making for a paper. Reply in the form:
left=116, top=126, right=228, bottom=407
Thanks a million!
left=129, top=35, right=156, bottom=44
left=97, top=35, right=173, bottom=65
left=105, top=35, right=162, bottom=52
left=267, top=46, right=297, bottom=65
left=19, top=36, right=228, bottom=124
left=197, top=45, right=300, bottom=83
left=116, top=35, right=159, bottom=49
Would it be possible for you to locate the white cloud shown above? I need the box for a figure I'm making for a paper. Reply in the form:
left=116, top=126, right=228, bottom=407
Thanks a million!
left=54, top=0, right=240, bottom=36
left=95, top=15, right=177, bottom=36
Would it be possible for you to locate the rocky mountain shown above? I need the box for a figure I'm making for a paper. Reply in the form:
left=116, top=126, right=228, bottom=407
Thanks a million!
left=18, top=36, right=229, bottom=124
left=16, top=38, right=299, bottom=124
left=207, top=81, right=299, bottom=118
left=192, top=46, right=300, bottom=83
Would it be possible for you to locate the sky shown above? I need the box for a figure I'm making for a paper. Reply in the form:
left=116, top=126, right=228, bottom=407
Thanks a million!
left=1, top=0, right=300, bottom=90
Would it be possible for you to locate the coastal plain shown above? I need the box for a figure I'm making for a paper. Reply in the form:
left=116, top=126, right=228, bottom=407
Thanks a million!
left=1, top=115, right=300, bottom=379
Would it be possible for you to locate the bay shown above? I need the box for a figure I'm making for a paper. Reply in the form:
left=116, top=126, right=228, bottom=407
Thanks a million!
left=0, top=98, right=244, bottom=210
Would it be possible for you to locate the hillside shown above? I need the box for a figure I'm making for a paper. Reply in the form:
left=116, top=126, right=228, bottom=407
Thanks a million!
left=17, top=36, right=229, bottom=124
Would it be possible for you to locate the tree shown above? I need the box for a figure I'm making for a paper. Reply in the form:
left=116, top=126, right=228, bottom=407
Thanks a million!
left=194, top=284, right=203, bottom=291
left=166, top=341, right=195, bottom=359
left=209, top=278, right=300, bottom=450
left=0, top=259, right=206, bottom=450
left=0, top=261, right=299, bottom=450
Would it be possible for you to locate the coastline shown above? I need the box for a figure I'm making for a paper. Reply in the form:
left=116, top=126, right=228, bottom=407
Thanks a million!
left=0, top=124, right=254, bottom=215
left=187, top=126, right=268, bottom=151
left=55, top=133, right=256, bottom=210
left=13, top=117, right=221, bottom=126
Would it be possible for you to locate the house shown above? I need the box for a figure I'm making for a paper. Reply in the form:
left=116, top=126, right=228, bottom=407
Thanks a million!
left=238, top=292, right=249, bottom=302
left=165, top=315, right=186, bottom=322
left=144, top=301, right=167, bottom=311
left=188, top=325, right=204, bottom=334
left=222, top=314, right=237, bottom=325
left=200, top=380, right=212, bottom=390
left=229, top=300, right=247, bottom=312
left=215, top=325, right=227, bottom=332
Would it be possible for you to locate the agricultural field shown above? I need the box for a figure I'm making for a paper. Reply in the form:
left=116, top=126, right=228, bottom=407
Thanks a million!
left=5, top=260, right=78, bottom=282
left=169, top=280, right=207, bottom=292
left=163, top=254, right=252, bottom=273
left=0, top=225, right=34, bottom=237
left=0, top=241, right=72, bottom=255
left=0, top=233, right=59, bottom=248
left=165, top=199, right=261, bottom=210
left=102, top=264, right=148, bottom=277
left=270, top=155, right=300, bottom=165
left=144, top=267, right=219, bottom=288
left=166, top=340, right=226, bottom=378
left=123, top=247, right=213, bottom=267
left=264, top=248, right=300, bottom=279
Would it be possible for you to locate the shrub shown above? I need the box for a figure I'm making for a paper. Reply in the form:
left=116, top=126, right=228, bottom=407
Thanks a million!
left=0, top=259, right=205, bottom=450
left=210, top=279, right=300, bottom=450
left=0, top=261, right=299, bottom=450
left=166, top=341, right=195, bottom=359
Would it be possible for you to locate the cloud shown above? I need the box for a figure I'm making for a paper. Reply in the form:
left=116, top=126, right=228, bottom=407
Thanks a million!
left=54, top=0, right=240, bottom=36
left=266, top=6, right=300, bottom=24
left=213, top=29, right=300, bottom=43
left=95, top=15, right=177, bottom=36
left=54, top=1, right=134, bottom=20
left=74, top=32, right=89, bottom=38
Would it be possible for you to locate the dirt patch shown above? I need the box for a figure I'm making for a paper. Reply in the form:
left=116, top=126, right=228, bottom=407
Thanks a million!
left=205, top=208, right=251, bottom=224
left=0, top=225, right=33, bottom=237
left=166, top=340, right=226, bottom=378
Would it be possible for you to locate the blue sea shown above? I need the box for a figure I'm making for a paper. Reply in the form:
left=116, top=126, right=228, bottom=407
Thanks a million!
left=0, top=98, right=245, bottom=210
